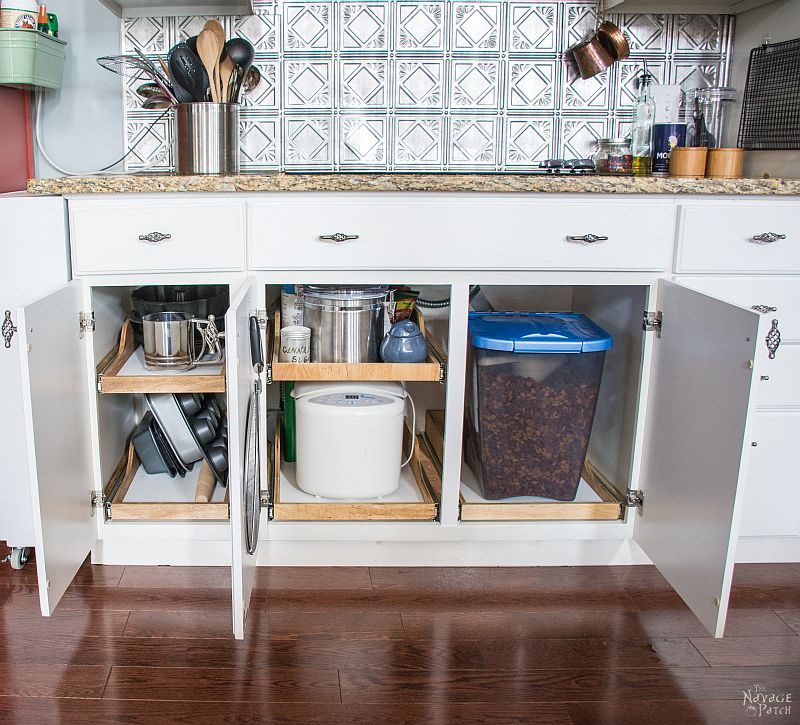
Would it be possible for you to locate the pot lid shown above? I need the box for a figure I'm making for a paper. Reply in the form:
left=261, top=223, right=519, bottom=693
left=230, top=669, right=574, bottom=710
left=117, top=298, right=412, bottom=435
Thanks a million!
left=304, top=285, right=388, bottom=301
left=388, top=320, right=422, bottom=338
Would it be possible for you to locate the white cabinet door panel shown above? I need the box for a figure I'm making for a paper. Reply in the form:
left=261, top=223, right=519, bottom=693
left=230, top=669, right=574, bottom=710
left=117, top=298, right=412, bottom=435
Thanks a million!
left=226, top=278, right=261, bottom=639
left=0, top=196, right=69, bottom=549
left=18, top=282, right=96, bottom=615
left=739, top=412, right=800, bottom=538
left=636, top=280, right=760, bottom=637
left=249, top=197, right=675, bottom=271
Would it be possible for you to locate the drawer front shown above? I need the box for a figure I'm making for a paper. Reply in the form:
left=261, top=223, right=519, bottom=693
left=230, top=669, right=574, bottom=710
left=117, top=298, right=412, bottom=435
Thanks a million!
left=674, top=276, right=800, bottom=407
left=673, top=276, right=800, bottom=340
left=740, top=412, right=800, bottom=538
left=757, top=345, right=800, bottom=409
left=249, top=197, right=675, bottom=271
left=71, top=199, right=246, bottom=274
left=677, top=202, right=800, bottom=273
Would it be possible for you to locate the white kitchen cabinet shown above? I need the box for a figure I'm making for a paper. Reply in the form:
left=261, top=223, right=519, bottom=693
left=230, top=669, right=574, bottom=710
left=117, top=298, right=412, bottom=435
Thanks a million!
left=16, top=274, right=260, bottom=621
left=9, top=192, right=792, bottom=639
left=0, top=195, right=70, bottom=566
left=675, top=199, right=800, bottom=556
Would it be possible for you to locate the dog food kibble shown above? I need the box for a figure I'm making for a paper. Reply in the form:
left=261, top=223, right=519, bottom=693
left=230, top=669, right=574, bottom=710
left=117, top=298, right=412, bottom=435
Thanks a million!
left=473, top=352, right=605, bottom=501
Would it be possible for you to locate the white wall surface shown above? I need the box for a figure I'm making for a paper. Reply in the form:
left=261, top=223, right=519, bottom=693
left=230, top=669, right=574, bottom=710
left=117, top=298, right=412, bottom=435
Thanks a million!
left=34, top=0, right=123, bottom=177
left=727, top=0, right=800, bottom=178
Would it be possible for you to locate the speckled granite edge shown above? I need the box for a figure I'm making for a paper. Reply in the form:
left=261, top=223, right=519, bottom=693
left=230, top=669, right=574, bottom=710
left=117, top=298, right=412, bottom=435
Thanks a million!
left=26, top=173, right=800, bottom=196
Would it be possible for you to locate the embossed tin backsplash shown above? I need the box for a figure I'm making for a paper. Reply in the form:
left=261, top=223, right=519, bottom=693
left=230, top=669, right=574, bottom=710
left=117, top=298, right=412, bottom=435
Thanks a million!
left=122, top=2, right=733, bottom=172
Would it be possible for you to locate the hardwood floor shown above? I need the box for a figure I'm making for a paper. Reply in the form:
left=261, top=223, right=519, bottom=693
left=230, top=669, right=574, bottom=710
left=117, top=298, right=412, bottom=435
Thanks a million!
left=1, top=551, right=799, bottom=724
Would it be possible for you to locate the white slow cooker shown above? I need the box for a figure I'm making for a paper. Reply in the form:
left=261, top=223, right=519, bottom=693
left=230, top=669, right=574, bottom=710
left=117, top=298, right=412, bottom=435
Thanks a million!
left=291, top=381, right=415, bottom=499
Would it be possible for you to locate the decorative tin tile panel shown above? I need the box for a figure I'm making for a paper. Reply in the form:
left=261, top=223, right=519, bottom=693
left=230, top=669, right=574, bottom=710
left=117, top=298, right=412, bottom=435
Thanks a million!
left=340, top=59, right=388, bottom=106
left=340, top=2, right=389, bottom=49
left=450, top=60, right=499, bottom=108
left=122, top=2, right=734, bottom=173
left=509, top=3, right=557, bottom=54
left=505, top=116, right=554, bottom=166
left=340, top=116, right=388, bottom=164
left=396, top=2, right=446, bottom=51
left=397, top=59, right=443, bottom=106
left=123, top=17, right=170, bottom=54
left=284, top=3, right=332, bottom=51
left=284, top=116, right=333, bottom=166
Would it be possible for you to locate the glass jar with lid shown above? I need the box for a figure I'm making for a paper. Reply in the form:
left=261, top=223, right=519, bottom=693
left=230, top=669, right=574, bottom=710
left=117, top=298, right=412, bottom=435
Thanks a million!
left=593, top=138, right=633, bottom=175
left=695, top=87, right=736, bottom=148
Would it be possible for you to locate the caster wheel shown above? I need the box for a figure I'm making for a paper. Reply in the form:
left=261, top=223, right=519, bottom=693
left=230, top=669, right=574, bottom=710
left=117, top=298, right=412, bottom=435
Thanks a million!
left=9, top=547, right=29, bottom=570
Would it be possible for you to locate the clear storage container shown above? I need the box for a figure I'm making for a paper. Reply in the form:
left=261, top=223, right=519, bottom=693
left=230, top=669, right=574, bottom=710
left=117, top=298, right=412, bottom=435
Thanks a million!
left=465, top=312, right=613, bottom=501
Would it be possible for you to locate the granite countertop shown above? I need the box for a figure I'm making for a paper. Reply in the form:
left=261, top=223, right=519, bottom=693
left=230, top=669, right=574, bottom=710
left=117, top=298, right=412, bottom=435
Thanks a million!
left=26, top=173, right=800, bottom=196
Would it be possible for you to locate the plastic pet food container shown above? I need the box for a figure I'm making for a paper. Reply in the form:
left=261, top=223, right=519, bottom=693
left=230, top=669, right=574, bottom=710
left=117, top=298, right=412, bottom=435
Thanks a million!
left=465, top=312, right=613, bottom=501
left=0, top=29, right=66, bottom=89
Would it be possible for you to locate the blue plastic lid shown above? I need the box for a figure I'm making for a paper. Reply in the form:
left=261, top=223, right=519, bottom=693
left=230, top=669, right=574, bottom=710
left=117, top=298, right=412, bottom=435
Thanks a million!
left=281, top=285, right=296, bottom=294
left=468, top=312, right=613, bottom=353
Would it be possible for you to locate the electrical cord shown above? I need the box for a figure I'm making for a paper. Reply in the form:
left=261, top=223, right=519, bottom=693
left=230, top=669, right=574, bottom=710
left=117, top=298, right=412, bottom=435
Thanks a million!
left=417, top=285, right=484, bottom=309
left=34, top=88, right=172, bottom=176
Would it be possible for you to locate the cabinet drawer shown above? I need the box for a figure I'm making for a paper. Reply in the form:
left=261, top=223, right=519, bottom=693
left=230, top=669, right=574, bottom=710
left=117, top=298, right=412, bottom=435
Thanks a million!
left=757, top=345, right=800, bottom=409
left=673, top=277, right=800, bottom=340
left=249, top=197, right=675, bottom=271
left=70, top=199, right=246, bottom=275
left=677, top=202, right=800, bottom=273
left=739, top=412, right=800, bottom=538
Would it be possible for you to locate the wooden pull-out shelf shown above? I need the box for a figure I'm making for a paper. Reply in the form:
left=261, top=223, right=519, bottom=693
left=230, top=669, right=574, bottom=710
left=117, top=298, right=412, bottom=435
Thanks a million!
left=270, top=427, right=438, bottom=522
left=423, top=410, right=625, bottom=522
left=97, top=320, right=226, bottom=394
left=104, top=443, right=229, bottom=522
left=269, top=309, right=446, bottom=383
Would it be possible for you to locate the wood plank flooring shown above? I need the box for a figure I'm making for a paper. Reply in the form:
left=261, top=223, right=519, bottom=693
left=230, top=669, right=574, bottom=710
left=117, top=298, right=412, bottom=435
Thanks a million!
left=1, top=549, right=799, bottom=724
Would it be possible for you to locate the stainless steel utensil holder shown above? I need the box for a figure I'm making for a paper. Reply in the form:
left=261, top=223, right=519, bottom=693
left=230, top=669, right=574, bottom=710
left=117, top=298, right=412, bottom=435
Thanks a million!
left=175, top=103, right=240, bottom=175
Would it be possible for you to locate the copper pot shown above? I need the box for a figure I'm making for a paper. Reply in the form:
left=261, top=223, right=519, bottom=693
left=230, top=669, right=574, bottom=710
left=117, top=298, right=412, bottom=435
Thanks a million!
left=597, top=20, right=630, bottom=60
left=568, top=33, right=614, bottom=79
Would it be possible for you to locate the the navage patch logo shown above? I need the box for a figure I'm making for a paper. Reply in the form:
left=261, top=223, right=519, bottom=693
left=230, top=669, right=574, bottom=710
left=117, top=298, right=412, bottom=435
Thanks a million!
left=742, top=684, right=793, bottom=717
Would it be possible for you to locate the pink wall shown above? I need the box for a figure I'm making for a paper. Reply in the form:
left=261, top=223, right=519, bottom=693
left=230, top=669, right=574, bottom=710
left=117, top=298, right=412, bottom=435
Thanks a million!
left=0, top=87, right=33, bottom=193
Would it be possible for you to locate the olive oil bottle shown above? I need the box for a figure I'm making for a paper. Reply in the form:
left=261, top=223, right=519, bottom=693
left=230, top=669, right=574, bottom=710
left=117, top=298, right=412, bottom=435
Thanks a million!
left=631, top=69, right=655, bottom=176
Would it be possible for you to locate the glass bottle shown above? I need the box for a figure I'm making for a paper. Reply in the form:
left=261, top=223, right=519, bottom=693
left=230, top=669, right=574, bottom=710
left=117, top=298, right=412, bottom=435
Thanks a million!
left=631, top=70, right=655, bottom=176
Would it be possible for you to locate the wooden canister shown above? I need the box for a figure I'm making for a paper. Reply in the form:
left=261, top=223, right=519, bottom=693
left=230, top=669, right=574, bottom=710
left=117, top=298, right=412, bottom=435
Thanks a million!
left=706, top=148, right=744, bottom=179
left=669, top=147, right=708, bottom=178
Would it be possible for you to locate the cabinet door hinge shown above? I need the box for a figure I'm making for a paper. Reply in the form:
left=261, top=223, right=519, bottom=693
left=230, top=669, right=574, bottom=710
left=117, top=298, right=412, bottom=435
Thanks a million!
left=256, top=309, right=268, bottom=328
left=261, top=493, right=274, bottom=520
left=90, top=490, right=105, bottom=516
left=643, top=310, right=662, bottom=337
left=80, top=311, right=96, bottom=338
left=626, top=489, right=644, bottom=514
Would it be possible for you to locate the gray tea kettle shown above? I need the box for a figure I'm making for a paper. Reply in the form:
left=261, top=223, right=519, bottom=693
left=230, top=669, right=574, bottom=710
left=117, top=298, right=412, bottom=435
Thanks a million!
left=380, top=320, right=428, bottom=363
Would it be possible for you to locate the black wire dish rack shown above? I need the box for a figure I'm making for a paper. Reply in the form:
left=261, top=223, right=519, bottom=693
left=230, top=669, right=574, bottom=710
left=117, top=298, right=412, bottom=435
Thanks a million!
left=738, top=37, right=800, bottom=150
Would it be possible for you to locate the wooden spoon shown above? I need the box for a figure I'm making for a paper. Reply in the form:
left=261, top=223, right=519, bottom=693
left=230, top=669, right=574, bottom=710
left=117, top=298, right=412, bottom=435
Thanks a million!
left=196, top=29, right=222, bottom=102
left=203, top=19, right=226, bottom=101
left=219, top=54, right=235, bottom=103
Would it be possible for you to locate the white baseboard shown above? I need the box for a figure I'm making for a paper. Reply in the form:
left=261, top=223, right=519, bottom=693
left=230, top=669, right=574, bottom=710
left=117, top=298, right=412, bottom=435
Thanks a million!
left=736, top=536, right=800, bottom=563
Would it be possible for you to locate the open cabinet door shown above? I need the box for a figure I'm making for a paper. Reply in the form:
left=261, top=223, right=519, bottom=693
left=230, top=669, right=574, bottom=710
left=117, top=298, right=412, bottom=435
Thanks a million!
left=226, top=278, right=262, bottom=639
left=635, top=280, right=761, bottom=637
left=18, top=281, right=96, bottom=615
